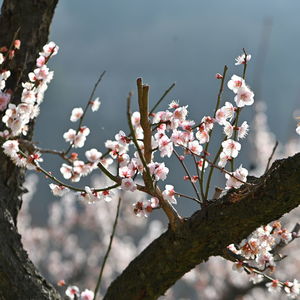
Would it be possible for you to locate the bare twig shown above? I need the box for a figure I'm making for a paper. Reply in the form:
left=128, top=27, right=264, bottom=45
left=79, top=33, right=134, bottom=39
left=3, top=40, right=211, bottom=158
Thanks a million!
left=173, top=149, right=201, bottom=201
left=93, top=197, right=122, bottom=300
left=264, top=140, right=278, bottom=173
left=64, top=71, right=106, bottom=155
left=149, top=82, right=176, bottom=114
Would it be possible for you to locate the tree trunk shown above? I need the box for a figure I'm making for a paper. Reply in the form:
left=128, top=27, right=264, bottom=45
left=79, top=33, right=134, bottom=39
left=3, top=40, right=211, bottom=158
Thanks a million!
left=0, top=1, right=62, bottom=299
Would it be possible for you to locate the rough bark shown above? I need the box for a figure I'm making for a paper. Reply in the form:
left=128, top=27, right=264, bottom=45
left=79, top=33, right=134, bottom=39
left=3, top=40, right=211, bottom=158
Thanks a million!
left=0, top=1, right=62, bottom=299
left=104, top=152, right=300, bottom=300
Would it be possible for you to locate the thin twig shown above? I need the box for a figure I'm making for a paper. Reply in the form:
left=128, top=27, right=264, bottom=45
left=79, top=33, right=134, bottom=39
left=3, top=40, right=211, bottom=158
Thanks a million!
left=173, top=149, right=201, bottom=200
left=264, top=141, right=278, bottom=173
left=175, top=192, right=201, bottom=204
left=149, top=82, right=176, bottom=114
left=93, top=196, right=122, bottom=300
left=200, top=65, right=228, bottom=199
left=17, top=149, right=120, bottom=193
left=64, top=71, right=106, bottom=155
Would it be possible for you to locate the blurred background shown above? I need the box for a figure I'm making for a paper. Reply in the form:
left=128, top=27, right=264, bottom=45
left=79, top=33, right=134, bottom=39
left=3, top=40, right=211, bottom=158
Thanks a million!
left=5, top=0, right=300, bottom=299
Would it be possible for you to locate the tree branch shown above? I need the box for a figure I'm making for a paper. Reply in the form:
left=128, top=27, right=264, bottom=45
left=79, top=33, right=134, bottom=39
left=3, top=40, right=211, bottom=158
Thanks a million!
left=104, top=152, right=300, bottom=300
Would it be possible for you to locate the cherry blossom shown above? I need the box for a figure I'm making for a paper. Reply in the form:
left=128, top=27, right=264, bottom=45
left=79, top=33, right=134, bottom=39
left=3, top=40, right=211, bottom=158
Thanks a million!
left=195, top=128, right=209, bottom=144
left=197, top=159, right=208, bottom=170
left=121, top=178, right=137, bottom=192
left=221, top=139, right=241, bottom=158
left=49, top=184, right=69, bottom=196
left=234, top=85, right=255, bottom=107
left=284, top=280, right=300, bottom=299
left=173, top=105, right=188, bottom=122
left=227, top=75, right=245, bottom=93
left=2, top=139, right=19, bottom=157
left=40, top=41, right=59, bottom=57
left=0, top=70, right=11, bottom=90
left=90, top=97, right=101, bottom=112
left=80, top=289, right=94, bottom=300
left=131, top=111, right=141, bottom=127
left=85, top=148, right=102, bottom=163
left=168, top=100, right=180, bottom=109
left=266, top=280, right=281, bottom=293
left=148, top=162, right=169, bottom=181
left=70, top=107, right=84, bottom=122
left=65, top=285, right=80, bottom=299
left=0, top=91, right=11, bottom=111
left=187, top=140, right=203, bottom=155
left=36, top=55, right=46, bottom=67
left=235, top=53, right=251, bottom=65
left=162, top=184, right=177, bottom=204
left=158, top=134, right=173, bottom=157
left=60, top=164, right=73, bottom=180
left=225, top=164, right=248, bottom=189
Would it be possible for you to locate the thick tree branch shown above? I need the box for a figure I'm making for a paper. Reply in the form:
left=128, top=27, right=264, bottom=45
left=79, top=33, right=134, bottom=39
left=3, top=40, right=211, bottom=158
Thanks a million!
left=104, top=152, right=300, bottom=300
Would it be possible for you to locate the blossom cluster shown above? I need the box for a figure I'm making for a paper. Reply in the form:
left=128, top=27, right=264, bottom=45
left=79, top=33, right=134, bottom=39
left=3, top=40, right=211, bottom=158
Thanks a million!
left=65, top=286, right=94, bottom=300
left=229, top=221, right=300, bottom=298
left=1, top=41, right=57, bottom=137
left=0, top=40, right=21, bottom=112
left=1, top=48, right=258, bottom=218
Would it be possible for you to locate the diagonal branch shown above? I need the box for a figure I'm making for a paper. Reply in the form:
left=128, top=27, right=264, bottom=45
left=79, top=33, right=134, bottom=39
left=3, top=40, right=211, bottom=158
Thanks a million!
left=104, top=152, right=300, bottom=300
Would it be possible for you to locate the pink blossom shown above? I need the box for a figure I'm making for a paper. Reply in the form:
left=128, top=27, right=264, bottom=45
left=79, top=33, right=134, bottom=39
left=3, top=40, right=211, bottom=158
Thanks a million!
left=197, top=159, right=208, bottom=170
left=227, top=75, right=245, bottom=93
left=187, top=140, right=203, bottom=155
left=235, top=53, right=251, bottom=65
left=70, top=107, right=84, bottom=122
left=2, top=139, right=19, bottom=157
left=90, top=97, right=101, bottom=112
left=234, top=86, right=254, bottom=107
left=223, top=121, right=233, bottom=138
left=85, top=148, right=102, bottom=163
left=60, top=164, right=73, bottom=180
left=121, top=178, right=137, bottom=192
left=49, top=184, right=69, bottom=197
left=162, top=184, right=177, bottom=204
left=115, top=130, right=130, bottom=145
left=63, top=129, right=76, bottom=143
left=101, top=189, right=114, bottom=202
left=80, top=289, right=94, bottom=300
left=148, top=162, right=169, bottom=181
left=158, top=135, right=173, bottom=158
left=40, top=41, right=59, bottom=57
left=284, top=279, right=300, bottom=298
left=0, top=91, right=11, bottom=111
left=215, top=102, right=235, bottom=124
left=201, top=116, right=214, bottom=131
left=238, top=121, right=249, bottom=139
left=36, top=55, right=46, bottom=67
left=168, top=100, right=180, bottom=109
left=221, top=139, right=241, bottom=158
left=131, top=111, right=140, bottom=127
left=266, top=280, right=281, bottom=293
left=218, top=152, right=232, bottom=168
left=196, top=129, right=209, bottom=144
left=225, top=165, right=248, bottom=189
left=65, top=285, right=80, bottom=299
left=80, top=186, right=100, bottom=203
left=173, top=106, right=188, bottom=121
